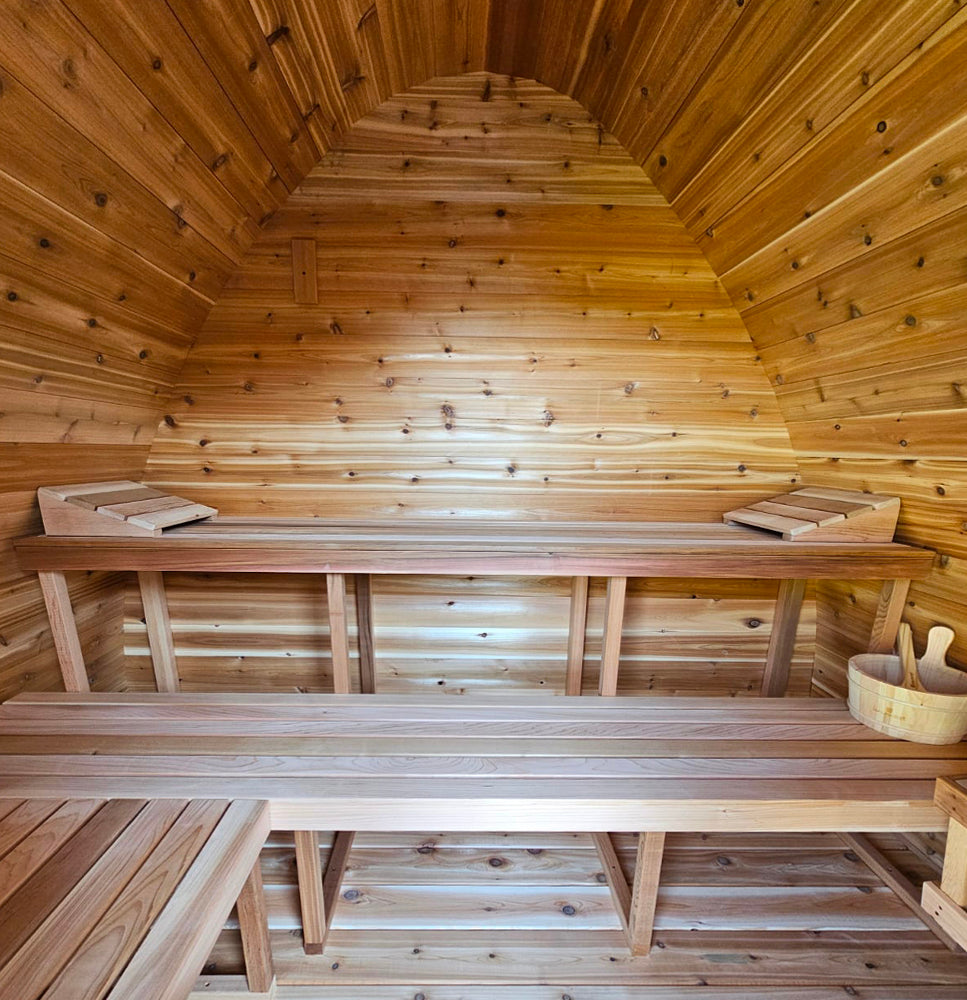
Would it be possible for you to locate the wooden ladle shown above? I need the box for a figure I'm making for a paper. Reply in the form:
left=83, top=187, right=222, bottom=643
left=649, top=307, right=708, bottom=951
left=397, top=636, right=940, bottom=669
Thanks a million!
left=897, top=622, right=922, bottom=692
left=921, top=625, right=955, bottom=671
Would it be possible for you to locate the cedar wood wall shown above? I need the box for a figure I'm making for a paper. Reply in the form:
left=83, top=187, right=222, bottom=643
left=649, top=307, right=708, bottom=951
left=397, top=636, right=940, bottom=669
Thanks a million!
left=0, top=0, right=965, bottom=699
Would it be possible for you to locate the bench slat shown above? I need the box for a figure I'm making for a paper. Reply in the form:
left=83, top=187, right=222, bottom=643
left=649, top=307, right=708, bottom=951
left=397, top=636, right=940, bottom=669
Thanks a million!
left=0, top=799, right=186, bottom=1000
left=105, top=799, right=270, bottom=1000
left=0, top=799, right=104, bottom=907
left=0, top=798, right=61, bottom=858
left=0, top=799, right=145, bottom=969
left=41, top=800, right=228, bottom=1000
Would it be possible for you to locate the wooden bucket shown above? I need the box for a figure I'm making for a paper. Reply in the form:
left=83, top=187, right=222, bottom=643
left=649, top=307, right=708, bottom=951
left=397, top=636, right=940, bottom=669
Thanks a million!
left=848, top=653, right=967, bottom=744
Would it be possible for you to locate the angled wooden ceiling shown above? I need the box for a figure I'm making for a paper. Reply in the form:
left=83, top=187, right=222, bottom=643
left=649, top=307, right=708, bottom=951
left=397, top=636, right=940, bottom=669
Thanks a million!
left=2, top=0, right=967, bottom=692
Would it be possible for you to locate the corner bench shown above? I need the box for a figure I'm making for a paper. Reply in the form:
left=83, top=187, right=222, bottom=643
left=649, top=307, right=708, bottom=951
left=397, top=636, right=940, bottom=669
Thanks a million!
left=0, top=794, right=272, bottom=1000
left=0, top=691, right=964, bottom=960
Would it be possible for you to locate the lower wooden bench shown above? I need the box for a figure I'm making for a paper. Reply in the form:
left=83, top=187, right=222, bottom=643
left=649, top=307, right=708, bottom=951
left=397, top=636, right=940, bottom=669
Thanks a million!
left=0, top=692, right=964, bottom=964
left=0, top=795, right=272, bottom=1000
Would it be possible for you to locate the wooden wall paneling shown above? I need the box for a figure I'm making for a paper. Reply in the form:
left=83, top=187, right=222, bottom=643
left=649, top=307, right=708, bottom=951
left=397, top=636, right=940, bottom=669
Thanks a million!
left=485, top=0, right=545, bottom=79
left=604, top=0, right=748, bottom=166
left=0, top=0, right=258, bottom=261
left=0, top=67, right=233, bottom=298
left=428, top=0, right=491, bottom=79
left=244, top=0, right=351, bottom=146
left=647, top=0, right=853, bottom=201
left=279, top=0, right=387, bottom=126
left=726, top=123, right=967, bottom=314
left=568, top=0, right=641, bottom=123
left=529, top=0, right=611, bottom=99
left=62, top=0, right=291, bottom=223
left=739, top=201, right=967, bottom=352
left=0, top=171, right=209, bottom=341
left=147, top=76, right=798, bottom=531
left=672, top=0, right=962, bottom=236
left=699, top=4, right=967, bottom=274
left=373, top=0, right=434, bottom=97
left=164, top=0, right=320, bottom=190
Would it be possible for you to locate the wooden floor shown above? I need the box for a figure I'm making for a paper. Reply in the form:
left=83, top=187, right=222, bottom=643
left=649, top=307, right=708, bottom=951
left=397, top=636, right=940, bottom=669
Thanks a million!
left=195, top=829, right=967, bottom=994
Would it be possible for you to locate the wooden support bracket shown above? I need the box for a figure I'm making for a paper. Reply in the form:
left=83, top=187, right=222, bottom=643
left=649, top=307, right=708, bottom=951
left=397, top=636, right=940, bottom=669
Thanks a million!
left=326, top=573, right=351, bottom=694
left=295, top=830, right=356, bottom=955
left=598, top=576, right=627, bottom=697
left=355, top=574, right=376, bottom=694
left=761, top=578, right=805, bottom=697
left=37, top=571, right=88, bottom=692
left=565, top=576, right=589, bottom=695
left=629, top=832, right=665, bottom=954
left=840, top=832, right=960, bottom=951
left=236, top=860, right=274, bottom=992
left=138, top=572, right=180, bottom=693
left=868, top=579, right=911, bottom=653
left=591, top=832, right=630, bottom=931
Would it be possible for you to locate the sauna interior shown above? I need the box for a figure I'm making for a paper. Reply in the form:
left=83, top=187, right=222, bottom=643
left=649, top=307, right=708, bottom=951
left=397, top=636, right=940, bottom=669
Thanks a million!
left=3, top=0, right=967, bottom=997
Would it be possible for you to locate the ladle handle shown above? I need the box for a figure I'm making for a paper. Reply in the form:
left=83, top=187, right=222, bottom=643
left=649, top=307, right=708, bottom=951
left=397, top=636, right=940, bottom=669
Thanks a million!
left=897, top=622, right=922, bottom=691
left=921, top=625, right=955, bottom=670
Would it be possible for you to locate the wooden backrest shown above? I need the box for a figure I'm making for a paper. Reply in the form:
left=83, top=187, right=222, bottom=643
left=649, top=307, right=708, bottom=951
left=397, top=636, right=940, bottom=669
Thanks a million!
left=0, top=797, right=269, bottom=1000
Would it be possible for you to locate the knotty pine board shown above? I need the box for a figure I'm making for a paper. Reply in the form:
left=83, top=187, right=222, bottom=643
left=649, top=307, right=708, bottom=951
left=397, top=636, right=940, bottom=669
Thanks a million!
left=121, top=574, right=815, bottom=696
left=144, top=75, right=796, bottom=526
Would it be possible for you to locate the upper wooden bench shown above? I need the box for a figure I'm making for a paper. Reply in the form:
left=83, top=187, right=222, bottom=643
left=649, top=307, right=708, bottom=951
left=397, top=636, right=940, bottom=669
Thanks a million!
left=14, top=519, right=934, bottom=699
left=0, top=794, right=271, bottom=1000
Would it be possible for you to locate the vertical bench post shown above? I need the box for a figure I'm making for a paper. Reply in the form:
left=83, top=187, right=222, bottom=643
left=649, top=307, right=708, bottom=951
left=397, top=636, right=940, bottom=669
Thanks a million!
left=868, top=578, right=911, bottom=653
left=598, top=576, right=627, bottom=697
left=37, top=571, right=88, bottom=692
left=761, top=578, right=806, bottom=697
left=236, top=859, right=274, bottom=992
left=138, top=571, right=180, bottom=692
left=629, top=831, right=666, bottom=954
left=565, top=576, right=589, bottom=695
left=326, top=574, right=351, bottom=694
left=295, top=830, right=356, bottom=955
left=355, top=574, right=376, bottom=694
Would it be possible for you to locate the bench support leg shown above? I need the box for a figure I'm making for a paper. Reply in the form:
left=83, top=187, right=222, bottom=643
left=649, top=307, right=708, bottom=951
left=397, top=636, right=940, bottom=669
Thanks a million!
left=38, top=571, right=88, bottom=692
left=566, top=576, right=589, bottom=695
left=868, top=579, right=911, bottom=653
left=841, top=832, right=960, bottom=951
left=295, top=830, right=356, bottom=955
left=138, top=571, right=180, bottom=692
left=326, top=574, right=351, bottom=694
left=237, top=859, right=274, bottom=991
left=920, top=780, right=967, bottom=952
left=761, top=578, right=805, bottom=697
left=591, top=833, right=630, bottom=930
left=355, top=574, right=376, bottom=694
left=629, top=831, right=665, bottom=955
left=598, top=576, right=627, bottom=697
